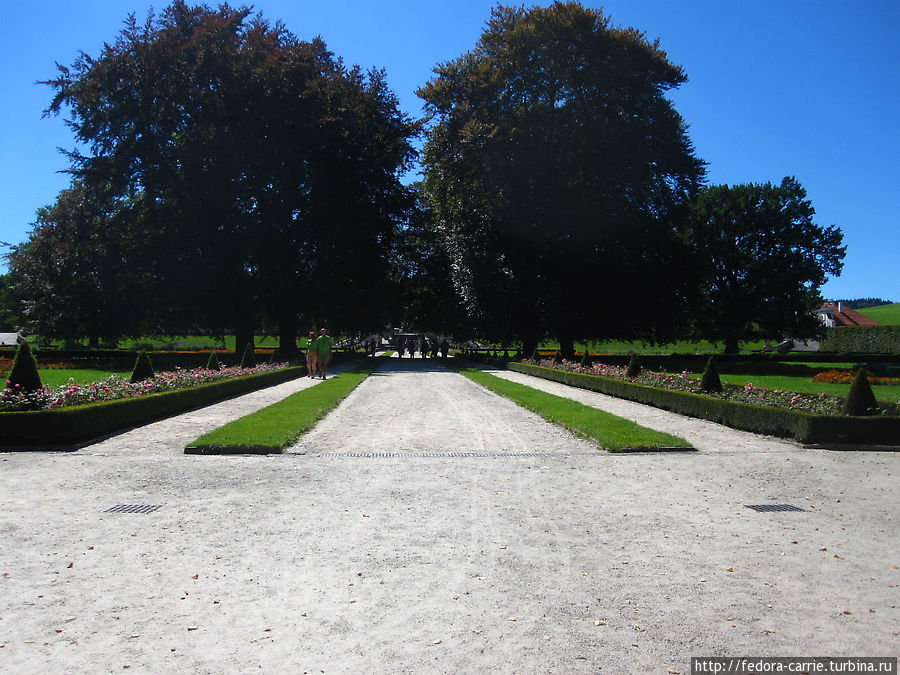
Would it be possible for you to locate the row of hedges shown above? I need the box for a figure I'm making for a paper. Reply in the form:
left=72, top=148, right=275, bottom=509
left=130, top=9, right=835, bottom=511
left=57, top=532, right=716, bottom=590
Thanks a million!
left=0, top=366, right=307, bottom=447
left=820, top=326, right=900, bottom=355
left=509, top=363, right=900, bottom=446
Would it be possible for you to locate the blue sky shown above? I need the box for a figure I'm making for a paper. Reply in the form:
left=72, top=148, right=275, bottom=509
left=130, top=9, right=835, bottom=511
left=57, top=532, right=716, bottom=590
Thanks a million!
left=1, top=0, right=898, bottom=300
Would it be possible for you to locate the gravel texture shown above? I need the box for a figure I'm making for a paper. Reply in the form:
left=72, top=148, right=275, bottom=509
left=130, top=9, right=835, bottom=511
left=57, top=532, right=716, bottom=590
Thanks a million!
left=0, top=358, right=897, bottom=673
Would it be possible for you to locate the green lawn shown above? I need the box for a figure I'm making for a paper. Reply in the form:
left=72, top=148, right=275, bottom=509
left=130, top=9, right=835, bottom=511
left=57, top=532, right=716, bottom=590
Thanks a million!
left=186, top=362, right=379, bottom=453
left=37, top=369, right=129, bottom=386
left=857, top=303, right=900, bottom=326
left=692, top=372, right=900, bottom=403
left=459, top=367, right=691, bottom=452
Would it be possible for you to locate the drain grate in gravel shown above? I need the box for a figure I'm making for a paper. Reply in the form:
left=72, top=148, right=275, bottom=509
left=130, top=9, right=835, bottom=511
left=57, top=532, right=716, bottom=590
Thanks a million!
left=744, top=504, right=805, bottom=513
left=103, top=504, right=163, bottom=514
left=321, top=451, right=573, bottom=458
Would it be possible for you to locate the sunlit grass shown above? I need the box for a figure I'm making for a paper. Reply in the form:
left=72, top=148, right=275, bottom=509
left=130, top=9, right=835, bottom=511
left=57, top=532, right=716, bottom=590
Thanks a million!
left=459, top=367, right=691, bottom=452
left=186, top=362, right=379, bottom=453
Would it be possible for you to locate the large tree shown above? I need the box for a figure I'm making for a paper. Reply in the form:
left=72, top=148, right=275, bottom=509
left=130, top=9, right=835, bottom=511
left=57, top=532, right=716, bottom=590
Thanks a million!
left=682, top=177, right=845, bottom=353
left=39, top=1, right=416, bottom=355
left=419, top=2, right=705, bottom=357
left=6, top=182, right=148, bottom=344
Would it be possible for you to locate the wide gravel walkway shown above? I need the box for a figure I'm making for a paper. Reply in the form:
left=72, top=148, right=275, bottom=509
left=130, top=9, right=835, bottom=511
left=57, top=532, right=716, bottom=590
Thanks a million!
left=1, top=358, right=897, bottom=674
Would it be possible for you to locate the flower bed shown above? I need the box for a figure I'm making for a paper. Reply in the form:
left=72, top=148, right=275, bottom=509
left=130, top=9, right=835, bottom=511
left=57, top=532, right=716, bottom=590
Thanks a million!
left=1, top=363, right=287, bottom=412
left=812, top=369, right=900, bottom=386
left=510, top=361, right=900, bottom=445
left=0, top=364, right=307, bottom=447
left=525, top=358, right=863, bottom=415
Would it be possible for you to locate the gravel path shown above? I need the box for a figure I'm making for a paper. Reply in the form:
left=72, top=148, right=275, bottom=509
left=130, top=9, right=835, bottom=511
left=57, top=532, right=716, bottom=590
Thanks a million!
left=1, top=359, right=897, bottom=674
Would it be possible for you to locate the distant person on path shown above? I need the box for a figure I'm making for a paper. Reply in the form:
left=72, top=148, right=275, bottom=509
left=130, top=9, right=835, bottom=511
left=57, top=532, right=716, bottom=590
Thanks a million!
left=305, top=331, right=318, bottom=378
left=315, top=328, right=335, bottom=379
left=440, top=339, right=449, bottom=358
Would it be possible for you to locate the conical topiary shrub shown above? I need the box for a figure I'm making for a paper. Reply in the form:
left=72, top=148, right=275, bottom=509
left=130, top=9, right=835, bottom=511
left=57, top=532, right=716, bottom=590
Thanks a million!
left=581, top=350, right=592, bottom=368
left=206, top=351, right=221, bottom=370
left=130, top=351, right=155, bottom=384
left=531, top=348, right=540, bottom=361
left=700, top=356, right=722, bottom=392
left=554, top=350, right=562, bottom=364
left=6, top=340, right=42, bottom=392
left=269, top=348, right=280, bottom=364
left=625, top=355, right=641, bottom=378
left=843, top=369, right=879, bottom=416
left=240, top=343, right=256, bottom=368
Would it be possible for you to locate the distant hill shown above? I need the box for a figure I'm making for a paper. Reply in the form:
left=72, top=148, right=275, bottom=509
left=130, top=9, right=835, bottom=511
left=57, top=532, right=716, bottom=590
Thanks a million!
left=832, top=297, right=894, bottom=309
left=856, top=303, right=900, bottom=326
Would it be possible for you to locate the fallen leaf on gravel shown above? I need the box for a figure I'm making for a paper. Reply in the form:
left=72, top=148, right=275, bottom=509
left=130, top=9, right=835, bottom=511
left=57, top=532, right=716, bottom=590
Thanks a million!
left=192, top=574, right=199, bottom=579
left=67, top=562, right=73, bottom=569
left=763, top=629, right=775, bottom=634
left=834, top=554, right=842, bottom=559
left=263, top=628, right=272, bottom=632
left=726, top=568, right=734, bottom=572
left=432, top=639, right=442, bottom=645
left=668, top=669, right=681, bottom=674
left=842, top=610, right=852, bottom=615
left=633, top=624, right=641, bottom=631
left=301, top=612, right=308, bottom=617
left=819, top=547, right=828, bottom=551
left=472, top=629, right=482, bottom=634
left=2, top=573, right=9, bottom=578
left=54, top=629, right=64, bottom=633
left=507, top=617, right=518, bottom=622
left=699, top=578, right=708, bottom=583
left=595, top=620, right=606, bottom=626
left=187, top=626, right=198, bottom=631
left=543, top=636, right=552, bottom=640
left=130, top=634, right=141, bottom=639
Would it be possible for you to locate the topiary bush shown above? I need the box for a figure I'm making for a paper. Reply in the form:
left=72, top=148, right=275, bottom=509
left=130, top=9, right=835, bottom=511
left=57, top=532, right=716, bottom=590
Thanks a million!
left=625, top=355, right=641, bottom=378
left=206, top=351, right=221, bottom=370
left=531, top=348, right=540, bottom=361
left=130, top=352, right=155, bottom=384
left=843, top=369, right=879, bottom=416
left=700, top=356, right=722, bottom=392
left=7, top=341, right=43, bottom=392
left=240, top=344, right=256, bottom=368
left=581, top=350, right=592, bottom=367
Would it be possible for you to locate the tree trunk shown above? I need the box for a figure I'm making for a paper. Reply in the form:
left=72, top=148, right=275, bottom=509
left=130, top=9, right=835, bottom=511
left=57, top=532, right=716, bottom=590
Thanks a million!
left=278, top=315, right=299, bottom=363
left=724, top=334, right=740, bottom=354
left=558, top=332, right=575, bottom=361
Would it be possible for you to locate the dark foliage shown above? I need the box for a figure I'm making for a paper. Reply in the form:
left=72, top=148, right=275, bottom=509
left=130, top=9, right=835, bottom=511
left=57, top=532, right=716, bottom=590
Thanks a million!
left=419, top=2, right=705, bottom=355
left=7, top=341, right=43, bottom=392
left=240, top=344, right=256, bottom=369
left=625, top=356, right=641, bottom=378
left=682, top=178, right=845, bottom=353
left=130, top=352, right=155, bottom=383
left=700, top=356, right=722, bottom=392
left=206, top=351, right=221, bottom=370
left=843, top=369, right=879, bottom=416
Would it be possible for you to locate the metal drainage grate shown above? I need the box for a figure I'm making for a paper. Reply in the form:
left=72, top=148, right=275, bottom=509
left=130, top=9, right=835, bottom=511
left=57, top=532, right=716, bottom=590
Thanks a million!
left=744, top=504, right=805, bottom=513
left=322, top=452, right=566, bottom=458
left=103, top=504, right=163, bottom=514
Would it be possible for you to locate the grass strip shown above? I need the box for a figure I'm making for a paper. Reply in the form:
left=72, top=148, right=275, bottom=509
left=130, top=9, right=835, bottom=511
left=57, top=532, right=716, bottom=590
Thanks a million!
left=458, top=366, right=693, bottom=452
left=185, top=362, right=379, bottom=454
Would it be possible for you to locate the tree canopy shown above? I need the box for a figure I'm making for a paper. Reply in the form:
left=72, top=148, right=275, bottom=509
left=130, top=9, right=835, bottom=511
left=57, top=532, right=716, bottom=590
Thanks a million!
left=418, top=2, right=705, bottom=356
left=12, top=0, right=417, bottom=353
left=681, top=177, right=845, bottom=352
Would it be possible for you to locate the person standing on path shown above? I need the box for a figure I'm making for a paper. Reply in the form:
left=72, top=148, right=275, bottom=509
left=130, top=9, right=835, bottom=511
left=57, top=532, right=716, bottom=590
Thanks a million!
left=315, top=328, right=335, bottom=379
left=305, top=331, right=318, bottom=378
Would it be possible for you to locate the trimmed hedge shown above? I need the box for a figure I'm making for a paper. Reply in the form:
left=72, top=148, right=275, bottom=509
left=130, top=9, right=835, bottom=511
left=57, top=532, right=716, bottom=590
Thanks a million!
left=510, top=363, right=900, bottom=445
left=0, top=366, right=307, bottom=447
left=820, top=326, right=900, bottom=354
